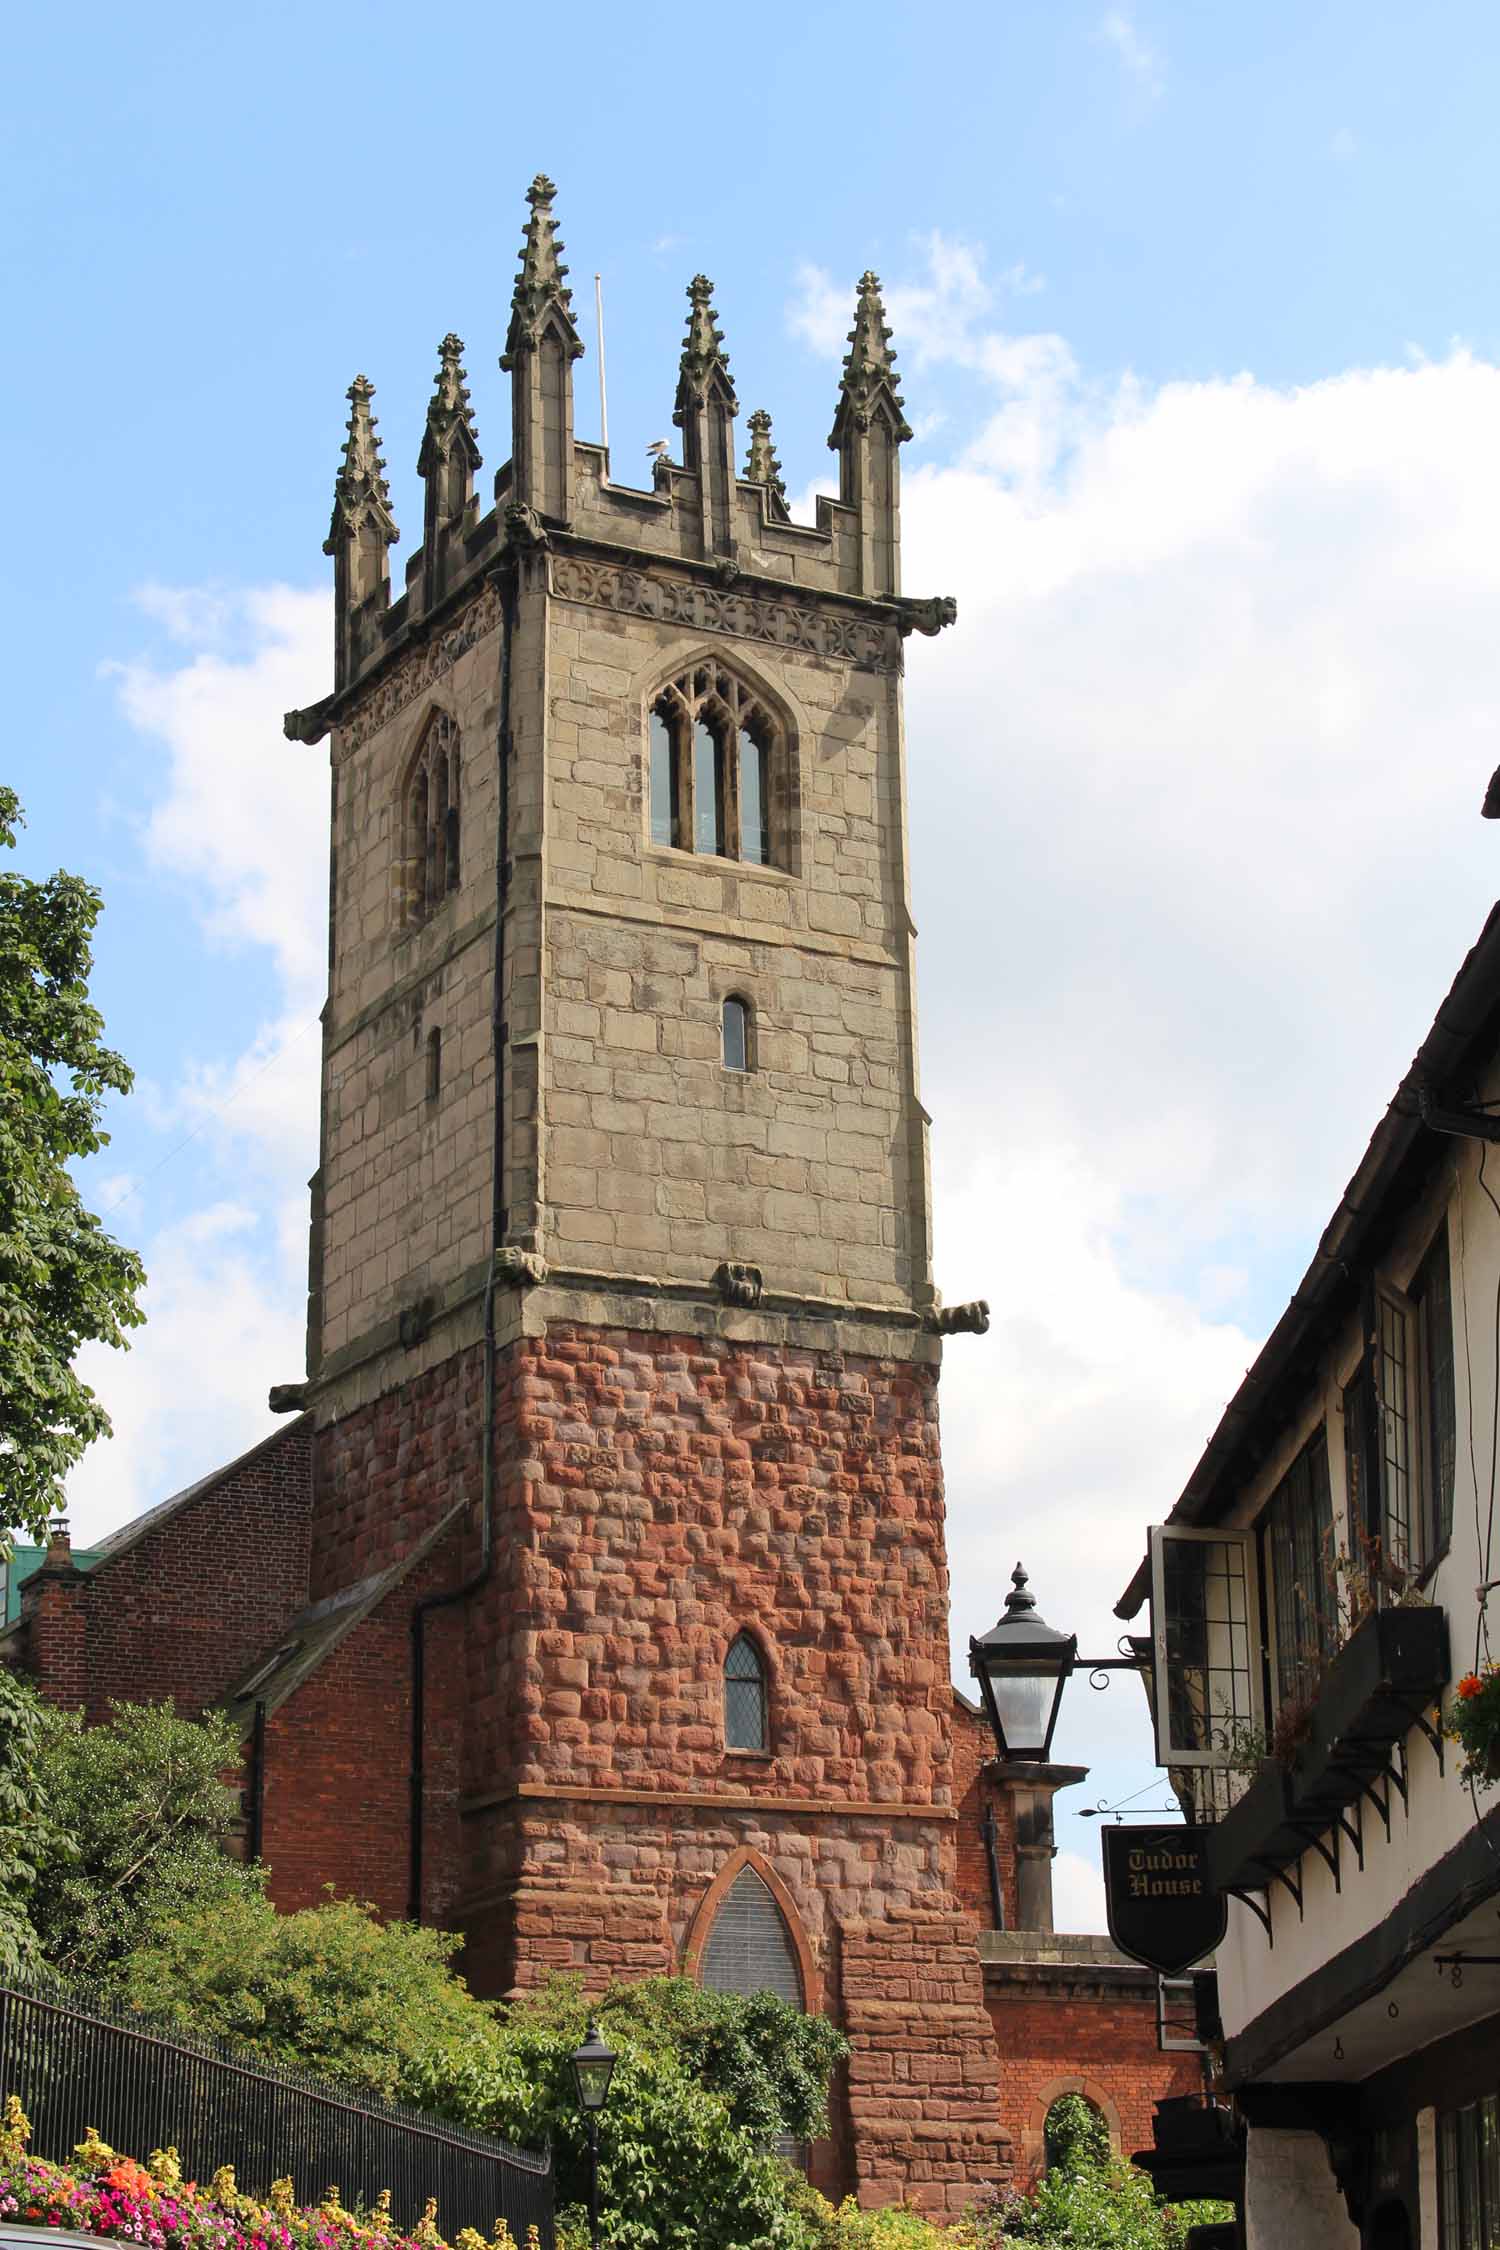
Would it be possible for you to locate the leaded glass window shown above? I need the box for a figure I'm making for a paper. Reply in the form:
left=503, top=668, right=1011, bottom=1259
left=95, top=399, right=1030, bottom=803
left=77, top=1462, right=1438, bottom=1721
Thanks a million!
left=1263, top=1431, right=1336, bottom=1708
left=1416, top=1221, right=1456, bottom=1566
left=724, top=1632, right=767, bottom=1751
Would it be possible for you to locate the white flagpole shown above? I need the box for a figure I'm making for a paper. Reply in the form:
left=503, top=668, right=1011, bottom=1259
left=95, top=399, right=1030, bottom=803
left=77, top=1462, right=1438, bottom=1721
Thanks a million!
left=595, top=273, right=609, bottom=460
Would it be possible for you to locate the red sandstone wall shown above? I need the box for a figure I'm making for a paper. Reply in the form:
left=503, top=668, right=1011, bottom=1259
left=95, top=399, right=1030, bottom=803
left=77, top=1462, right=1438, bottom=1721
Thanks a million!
left=21, top=1421, right=313, bottom=1720
left=985, top=1981, right=1203, bottom=2186
left=494, top=1327, right=954, bottom=1803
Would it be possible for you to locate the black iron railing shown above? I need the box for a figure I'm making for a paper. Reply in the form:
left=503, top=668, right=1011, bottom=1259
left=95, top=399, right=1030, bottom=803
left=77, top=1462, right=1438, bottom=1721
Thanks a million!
left=0, top=1978, right=552, bottom=2247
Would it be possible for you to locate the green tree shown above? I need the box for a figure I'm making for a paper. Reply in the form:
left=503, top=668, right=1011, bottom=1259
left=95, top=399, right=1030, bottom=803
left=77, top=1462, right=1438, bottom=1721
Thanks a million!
left=1, top=785, right=145, bottom=1542
left=30, top=1699, right=258, bottom=1976
left=0, top=1666, right=73, bottom=1974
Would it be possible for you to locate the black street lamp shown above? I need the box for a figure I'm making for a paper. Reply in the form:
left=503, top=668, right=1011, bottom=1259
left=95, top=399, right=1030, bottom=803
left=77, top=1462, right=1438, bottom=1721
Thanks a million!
left=569, top=2023, right=617, bottom=2250
left=969, top=1563, right=1077, bottom=1761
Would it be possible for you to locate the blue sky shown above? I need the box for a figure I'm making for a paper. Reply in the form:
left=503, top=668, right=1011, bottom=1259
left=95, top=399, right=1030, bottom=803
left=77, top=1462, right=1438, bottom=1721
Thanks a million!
left=8, top=0, right=1500, bottom=1920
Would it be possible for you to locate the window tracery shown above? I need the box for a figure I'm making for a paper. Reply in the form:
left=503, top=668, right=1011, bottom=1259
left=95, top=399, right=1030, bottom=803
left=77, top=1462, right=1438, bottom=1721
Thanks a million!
left=648, top=663, right=783, bottom=868
left=403, top=711, right=461, bottom=927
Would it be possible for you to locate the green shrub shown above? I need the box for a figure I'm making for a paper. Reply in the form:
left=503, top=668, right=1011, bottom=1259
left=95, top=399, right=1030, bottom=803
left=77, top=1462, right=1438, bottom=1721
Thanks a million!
left=117, top=1889, right=496, bottom=2103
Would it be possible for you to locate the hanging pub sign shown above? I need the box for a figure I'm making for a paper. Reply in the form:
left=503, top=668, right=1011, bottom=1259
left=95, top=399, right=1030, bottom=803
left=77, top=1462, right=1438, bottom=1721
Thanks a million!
left=1101, top=1823, right=1226, bottom=1976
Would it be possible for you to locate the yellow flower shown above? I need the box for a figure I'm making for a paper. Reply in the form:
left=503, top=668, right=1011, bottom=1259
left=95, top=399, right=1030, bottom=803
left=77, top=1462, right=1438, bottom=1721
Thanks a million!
left=74, top=2128, right=115, bottom=2177
left=148, top=2146, right=182, bottom=2188
left=0, top=2097, right=32, bottom=2161
left=269, top=2179, right=297, bottom=2220
left=413, top=2196, right=445, bottom=2249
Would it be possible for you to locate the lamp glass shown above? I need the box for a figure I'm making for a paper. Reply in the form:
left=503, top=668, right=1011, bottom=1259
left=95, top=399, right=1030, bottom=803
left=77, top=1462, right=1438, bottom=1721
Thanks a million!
left=986, top=1668, right=1058, bottom=1759
left=570, top=2026, right=617, bottom=2113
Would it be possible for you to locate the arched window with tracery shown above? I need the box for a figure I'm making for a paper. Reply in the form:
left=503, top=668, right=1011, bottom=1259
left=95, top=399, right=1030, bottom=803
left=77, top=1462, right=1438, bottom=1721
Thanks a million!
left=701, top=1865, right=802, bottom=2009
left=724, top=1631, right=768, bottom=1750
left=648, top=663, right=783, bottom=868
left=403, top=711, right=460, bottom=927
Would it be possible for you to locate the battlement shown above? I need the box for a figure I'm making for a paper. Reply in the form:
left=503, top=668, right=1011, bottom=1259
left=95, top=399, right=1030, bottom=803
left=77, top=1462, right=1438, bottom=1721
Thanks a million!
left=304, top=178, right=942, bottom=716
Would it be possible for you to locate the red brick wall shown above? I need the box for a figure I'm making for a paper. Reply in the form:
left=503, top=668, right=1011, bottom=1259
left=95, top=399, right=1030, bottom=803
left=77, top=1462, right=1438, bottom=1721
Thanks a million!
left=984, top=1975, right=1203, bottom=2185
left=18, top=1421, right=313, bottom=1721
left=952, top=1702, right=1019, bottom=1929
left=257, top=1522, right=467, bottom=1921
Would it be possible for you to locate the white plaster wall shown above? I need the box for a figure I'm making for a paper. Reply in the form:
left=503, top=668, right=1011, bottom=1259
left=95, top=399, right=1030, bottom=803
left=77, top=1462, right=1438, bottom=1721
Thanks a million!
left=1214, top=1070, right=1500, bottom=2044
left=1245, top=2128, right=1360, bottom=2250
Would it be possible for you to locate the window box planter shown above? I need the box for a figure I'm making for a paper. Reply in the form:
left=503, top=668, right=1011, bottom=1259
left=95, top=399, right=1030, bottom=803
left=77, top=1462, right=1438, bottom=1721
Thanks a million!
left=1288, top=1605, right=1450, bottom=1819
left=1204, top=1760, right=1306, bottom=1894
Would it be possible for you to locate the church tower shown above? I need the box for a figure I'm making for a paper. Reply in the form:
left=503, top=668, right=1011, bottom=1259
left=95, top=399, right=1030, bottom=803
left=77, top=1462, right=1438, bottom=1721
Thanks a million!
left=284, top=179, right=1000, bottom=2210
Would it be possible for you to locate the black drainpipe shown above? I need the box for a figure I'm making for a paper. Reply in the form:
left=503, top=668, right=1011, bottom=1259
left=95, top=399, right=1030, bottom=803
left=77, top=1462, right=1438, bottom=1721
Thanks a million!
left=248, top=1698, right=267, bottom=1865
left=981, top=1800, right=1006, bottom=1931
left=407, top=554, right=518, bottom=1924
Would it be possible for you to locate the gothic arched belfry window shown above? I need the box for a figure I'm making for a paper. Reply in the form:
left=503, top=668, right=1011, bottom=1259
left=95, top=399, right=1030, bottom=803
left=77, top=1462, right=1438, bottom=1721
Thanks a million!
left=403, top=711, right=460, bottom=926
left=648, top=663, right=782, bottom=867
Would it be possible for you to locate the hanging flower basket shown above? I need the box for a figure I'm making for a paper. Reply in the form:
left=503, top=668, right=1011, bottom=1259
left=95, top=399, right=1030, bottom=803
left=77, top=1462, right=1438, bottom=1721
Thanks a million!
left=1448, top=1664, right=1500, bottom=1789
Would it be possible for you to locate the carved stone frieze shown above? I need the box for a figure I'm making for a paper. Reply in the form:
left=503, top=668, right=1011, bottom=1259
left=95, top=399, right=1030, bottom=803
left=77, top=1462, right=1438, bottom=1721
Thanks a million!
left=336, top=580, right=502, bottom=757
left=549, top=555, right=898, bottom=673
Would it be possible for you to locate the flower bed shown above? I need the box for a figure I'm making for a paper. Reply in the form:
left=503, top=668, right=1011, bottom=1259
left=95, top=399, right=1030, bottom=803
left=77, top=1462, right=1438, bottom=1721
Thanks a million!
left=0, top=2100, right=537, bottom=2250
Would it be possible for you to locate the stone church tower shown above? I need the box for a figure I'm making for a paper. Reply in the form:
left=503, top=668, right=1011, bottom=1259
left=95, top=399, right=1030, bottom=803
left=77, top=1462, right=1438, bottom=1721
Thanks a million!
left=282, top=176, right=1001, bottom=2203
left=7, top=175, right=1206, bottom=2214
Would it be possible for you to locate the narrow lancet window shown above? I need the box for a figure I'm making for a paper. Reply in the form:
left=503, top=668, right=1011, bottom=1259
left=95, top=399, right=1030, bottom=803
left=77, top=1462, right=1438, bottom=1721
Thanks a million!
left=694, top=721, right=723, bottom=855
left=724, top=1632, right=767, bottom=1749
left=739, top=728, right=769, bottom=865
left=722, top=997, right=750, bottom=1073
left=403, top=712, right=461, bottom=927
left=425, top=1027, right=442, bottom=1103
left=650, top=709, right=679, bottom=848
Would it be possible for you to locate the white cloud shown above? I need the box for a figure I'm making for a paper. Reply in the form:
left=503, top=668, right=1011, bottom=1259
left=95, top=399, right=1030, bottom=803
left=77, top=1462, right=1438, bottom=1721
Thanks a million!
left=66, top=1200, right=307, bottom=1539
left=1052, top=1848, right=1109, bottom=1935
left=109, top=586, right=330, bottom=1002
left=64, top=588, right=330, bottom=1543
left=1098, top=8, right=1164, bottom=100
left=786, top=235, right=1500, bottom=1867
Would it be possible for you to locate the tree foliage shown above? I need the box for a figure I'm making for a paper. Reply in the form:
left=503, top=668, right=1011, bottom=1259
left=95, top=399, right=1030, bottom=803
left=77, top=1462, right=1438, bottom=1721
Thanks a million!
left=119, top=1889, right=496, bottom=2103
left=0, top=1667, right=73, bottom=1975
left=29, top=1699, right=259, bottom=1977
left=0, top=785, right=145, bottom=1540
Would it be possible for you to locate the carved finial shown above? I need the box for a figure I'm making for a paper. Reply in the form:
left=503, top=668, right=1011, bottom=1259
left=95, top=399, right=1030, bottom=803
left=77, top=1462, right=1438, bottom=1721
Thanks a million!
left=744, top=409, right=787, bottom=508
left=830, top=272, right=912, bottom=447
left=419, top=333, right=481, bottom=476
left=324, top=375, right=398, bottom=558
left=674, top=275, right=736, bottom=427
left=502, top=174, right=583, bottom=369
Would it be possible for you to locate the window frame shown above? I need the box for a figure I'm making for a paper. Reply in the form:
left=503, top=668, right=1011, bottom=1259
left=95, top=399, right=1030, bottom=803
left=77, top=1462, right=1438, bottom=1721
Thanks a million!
left=723, top=1630, right=770, bottom=1755
left=1258, top=1427, right=1337, bottom=1713
left=645, top=663, right=788, bottom=871
left=721, top=995, right=752, bottom=1074
left=1148, top=1523, right=1263, bottom=1770
left=402, top=710, right=461, bottom=930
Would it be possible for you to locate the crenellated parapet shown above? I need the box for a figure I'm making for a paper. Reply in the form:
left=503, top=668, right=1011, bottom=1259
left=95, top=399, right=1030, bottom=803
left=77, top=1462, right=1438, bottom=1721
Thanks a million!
left=308, top=179, right=950, bottom=711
